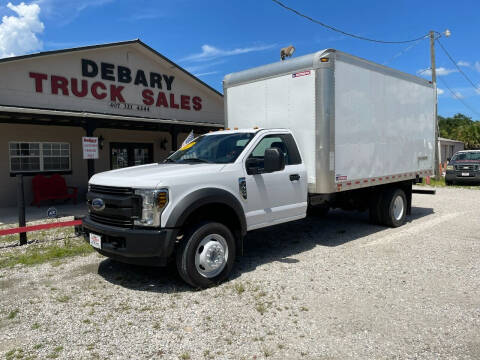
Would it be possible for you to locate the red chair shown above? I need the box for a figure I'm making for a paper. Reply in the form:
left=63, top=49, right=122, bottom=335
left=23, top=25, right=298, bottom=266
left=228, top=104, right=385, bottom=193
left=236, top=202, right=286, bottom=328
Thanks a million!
left=31, top=174, right=78, bottom=206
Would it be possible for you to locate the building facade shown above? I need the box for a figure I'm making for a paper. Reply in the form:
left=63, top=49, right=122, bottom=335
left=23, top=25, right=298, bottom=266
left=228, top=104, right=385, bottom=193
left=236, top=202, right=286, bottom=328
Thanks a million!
left=0, top=40, right=224, bottom=206
left=439, top=137, right=464, bottom=164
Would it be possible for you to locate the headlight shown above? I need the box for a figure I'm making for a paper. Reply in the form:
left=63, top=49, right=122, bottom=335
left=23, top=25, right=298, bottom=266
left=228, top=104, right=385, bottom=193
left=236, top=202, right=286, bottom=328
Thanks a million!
left=446, top=165, right=454, bottom=171
left=134, top=189, right=168, bottom=227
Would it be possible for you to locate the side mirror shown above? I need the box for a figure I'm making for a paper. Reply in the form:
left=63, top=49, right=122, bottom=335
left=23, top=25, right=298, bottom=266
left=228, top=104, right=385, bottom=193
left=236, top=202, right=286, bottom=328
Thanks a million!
left=264, top=148, right=285, bottom=173
left=447, top=157, right=451, bottom=162
left=246, top=158, right=261, bottom=175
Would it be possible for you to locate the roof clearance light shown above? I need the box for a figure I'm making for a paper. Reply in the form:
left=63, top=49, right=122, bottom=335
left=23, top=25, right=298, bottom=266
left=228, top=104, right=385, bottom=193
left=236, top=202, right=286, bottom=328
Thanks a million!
left=321, top=58, right=329, bottom=62
left=254, top=126, right=259, bottom=129
left=234, top=127, right=238, bottom=130
left=226, top=128, right=230, bottom=130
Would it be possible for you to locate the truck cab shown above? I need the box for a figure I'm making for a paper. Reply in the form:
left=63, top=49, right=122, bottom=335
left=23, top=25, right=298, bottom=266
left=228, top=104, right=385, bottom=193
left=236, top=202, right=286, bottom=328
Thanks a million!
left=84, top=129, right=307, bottom=288
left=445, top=150, right=480, bottom=185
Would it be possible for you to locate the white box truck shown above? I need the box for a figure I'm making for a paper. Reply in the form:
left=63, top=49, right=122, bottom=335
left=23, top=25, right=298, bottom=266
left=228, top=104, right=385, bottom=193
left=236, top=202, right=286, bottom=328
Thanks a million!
left=83, top=49, right=435, bottom=288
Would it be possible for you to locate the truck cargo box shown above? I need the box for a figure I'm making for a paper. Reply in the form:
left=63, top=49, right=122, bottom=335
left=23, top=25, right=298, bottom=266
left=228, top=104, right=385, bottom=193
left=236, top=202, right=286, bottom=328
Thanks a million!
left=224, top=49, right=435, bottom=194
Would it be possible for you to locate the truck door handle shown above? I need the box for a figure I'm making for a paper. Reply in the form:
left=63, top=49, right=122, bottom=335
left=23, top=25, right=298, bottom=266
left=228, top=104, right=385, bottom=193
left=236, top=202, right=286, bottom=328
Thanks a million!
left=290, top=174, right=300, bottom=181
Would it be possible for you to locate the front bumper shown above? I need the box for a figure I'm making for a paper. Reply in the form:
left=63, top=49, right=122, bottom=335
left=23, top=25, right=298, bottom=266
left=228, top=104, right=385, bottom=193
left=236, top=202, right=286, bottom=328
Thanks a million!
left=82, top=216, right=177, bottom=266
left=445, top=171, right=480, bottom=183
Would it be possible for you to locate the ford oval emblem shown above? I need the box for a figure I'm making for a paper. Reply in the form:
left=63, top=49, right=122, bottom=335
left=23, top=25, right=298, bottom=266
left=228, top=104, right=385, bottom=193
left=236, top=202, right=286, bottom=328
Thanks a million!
left=91, top=198, right=105, bottom=211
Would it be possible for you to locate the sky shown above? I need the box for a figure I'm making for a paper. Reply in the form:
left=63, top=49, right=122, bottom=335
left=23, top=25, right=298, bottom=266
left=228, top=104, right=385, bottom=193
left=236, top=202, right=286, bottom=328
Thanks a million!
left=1, top=0, right=480, bottom=119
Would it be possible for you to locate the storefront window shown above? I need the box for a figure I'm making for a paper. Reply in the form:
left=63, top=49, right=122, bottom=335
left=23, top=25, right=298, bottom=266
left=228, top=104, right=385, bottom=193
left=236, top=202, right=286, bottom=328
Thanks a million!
left=9, top=142, right=71, bottom=173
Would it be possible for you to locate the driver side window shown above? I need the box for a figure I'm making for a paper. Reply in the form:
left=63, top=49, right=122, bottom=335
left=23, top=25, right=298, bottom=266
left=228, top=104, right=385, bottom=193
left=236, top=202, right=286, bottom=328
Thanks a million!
left=249, top=134, right=302, bottom=166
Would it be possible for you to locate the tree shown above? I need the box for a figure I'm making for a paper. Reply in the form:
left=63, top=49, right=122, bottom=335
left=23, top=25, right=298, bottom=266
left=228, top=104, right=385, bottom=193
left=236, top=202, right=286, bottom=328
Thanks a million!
left=438, top=113, right=480, bottom=149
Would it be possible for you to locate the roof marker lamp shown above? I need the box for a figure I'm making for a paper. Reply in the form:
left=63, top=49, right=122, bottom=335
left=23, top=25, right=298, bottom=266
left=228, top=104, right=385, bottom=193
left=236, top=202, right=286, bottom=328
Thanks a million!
left=134, top=189, right=169, bottom=227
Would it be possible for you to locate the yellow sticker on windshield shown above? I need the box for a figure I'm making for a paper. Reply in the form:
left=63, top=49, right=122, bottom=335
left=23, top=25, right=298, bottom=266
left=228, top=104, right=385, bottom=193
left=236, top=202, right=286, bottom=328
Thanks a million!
left=180, top=142, right=196, bottom=151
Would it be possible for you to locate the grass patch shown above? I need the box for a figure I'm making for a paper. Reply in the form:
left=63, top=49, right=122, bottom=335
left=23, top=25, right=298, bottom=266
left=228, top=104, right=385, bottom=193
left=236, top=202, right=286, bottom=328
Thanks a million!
left=0, top=239, right=93, bottom=269
left=7, top=309, right=19, bottom=319
left=255, top=303, right=267, bottom=315
left=46, top=346, right=63, bottom=359
left=56, top=295, right=71, bottom=303
left=233, top=282, right=245, bottom=295
left=419, top=176, right=479, bottom=188
left=420, top=177, right=446, bottom=187
left=5, top=348, right=23, bottom=360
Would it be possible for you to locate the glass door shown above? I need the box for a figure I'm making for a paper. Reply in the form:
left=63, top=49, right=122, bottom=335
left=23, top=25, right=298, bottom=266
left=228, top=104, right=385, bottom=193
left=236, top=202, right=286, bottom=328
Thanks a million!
left=110, top=143, right=154, bottom=169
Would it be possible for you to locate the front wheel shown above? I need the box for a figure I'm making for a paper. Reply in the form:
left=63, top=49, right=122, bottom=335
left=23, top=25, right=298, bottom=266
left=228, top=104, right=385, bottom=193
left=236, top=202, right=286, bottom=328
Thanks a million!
left=176, top=222, right=236, bottom=288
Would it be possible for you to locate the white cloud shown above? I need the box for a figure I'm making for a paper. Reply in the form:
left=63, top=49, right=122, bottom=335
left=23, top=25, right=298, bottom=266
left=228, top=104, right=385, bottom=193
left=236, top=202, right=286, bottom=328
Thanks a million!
left=184, top=60, right=226, bottom=74
left=417, top=67, right=457, bottom=77
left=475, top=61, right=480, bottom=73
left=437, top=88, right=444, bottom=95
left=457, top=60, right=470, bottom=67
left=453, top=91, right=464, bottom=99
left=181, top=44, right=276, bottom=62
left=194, top=71, right=219, bottom=77
left=35, top=0, right=114, bottom=26
left=0, top=2, right=44, bottom=58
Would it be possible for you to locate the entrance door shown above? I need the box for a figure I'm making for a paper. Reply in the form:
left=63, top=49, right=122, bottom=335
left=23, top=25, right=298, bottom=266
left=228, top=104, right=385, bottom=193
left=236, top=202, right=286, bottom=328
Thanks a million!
left=110, top=142, right=154, bottom=169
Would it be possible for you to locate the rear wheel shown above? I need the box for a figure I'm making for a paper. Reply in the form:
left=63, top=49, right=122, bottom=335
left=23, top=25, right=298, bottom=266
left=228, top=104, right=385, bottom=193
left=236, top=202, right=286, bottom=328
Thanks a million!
left=176, top=222, right=236, bottom=288
left=445, top=180, right=453, bottom=186
left=369, top=193, right=384, bottom=225
left=382, top=188, right=407, bottom=228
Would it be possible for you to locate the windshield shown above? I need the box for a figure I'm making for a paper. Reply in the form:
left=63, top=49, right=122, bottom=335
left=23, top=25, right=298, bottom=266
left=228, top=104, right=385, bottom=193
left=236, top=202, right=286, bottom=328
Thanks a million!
left=451, top=152, right=480, bottom=161
left=166, top=133, right=255, bottom=164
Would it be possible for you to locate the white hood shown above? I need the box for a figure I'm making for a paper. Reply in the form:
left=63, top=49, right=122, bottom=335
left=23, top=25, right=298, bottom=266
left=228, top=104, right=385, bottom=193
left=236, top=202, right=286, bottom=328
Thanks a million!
left=89, top=163, right=226, bottom=188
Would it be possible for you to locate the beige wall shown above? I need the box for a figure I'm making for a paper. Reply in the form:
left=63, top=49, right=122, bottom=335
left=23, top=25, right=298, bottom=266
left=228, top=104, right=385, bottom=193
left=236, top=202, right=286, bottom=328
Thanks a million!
left=93, top=128, right=173, bottom=173
left=0, top=123, right=88, bottom=206
left=0, top=123, right=205, bottom=207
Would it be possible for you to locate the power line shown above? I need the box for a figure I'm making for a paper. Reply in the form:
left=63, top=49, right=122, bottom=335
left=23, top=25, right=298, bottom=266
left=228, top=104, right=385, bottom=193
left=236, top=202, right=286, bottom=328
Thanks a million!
left=436, top=38, right=480, bottom=93
left=383, top=38, right=426, bottom=66
left=270, top=0, right=429, bottom=44
left=438, top=76, right=480, bottom=118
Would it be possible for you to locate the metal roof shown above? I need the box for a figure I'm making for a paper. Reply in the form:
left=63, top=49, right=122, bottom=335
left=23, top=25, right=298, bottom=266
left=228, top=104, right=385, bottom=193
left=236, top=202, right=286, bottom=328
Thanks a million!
left=0, top=39, right=223, bottom=98
left=439, top=137, right=464, bottom=143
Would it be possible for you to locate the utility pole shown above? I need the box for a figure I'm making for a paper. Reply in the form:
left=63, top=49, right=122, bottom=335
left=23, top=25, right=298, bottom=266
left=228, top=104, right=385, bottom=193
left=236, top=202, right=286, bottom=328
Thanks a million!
left=430, top=30, right=441, bottom=181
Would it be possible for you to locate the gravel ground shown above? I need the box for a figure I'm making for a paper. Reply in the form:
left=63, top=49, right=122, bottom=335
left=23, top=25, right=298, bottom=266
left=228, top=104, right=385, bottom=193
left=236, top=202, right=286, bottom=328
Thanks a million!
left=0, top=187, right=479, bottom=360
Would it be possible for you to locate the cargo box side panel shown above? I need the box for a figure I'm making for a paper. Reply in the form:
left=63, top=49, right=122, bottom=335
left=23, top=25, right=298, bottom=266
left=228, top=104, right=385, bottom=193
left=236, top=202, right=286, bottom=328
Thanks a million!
left=334, top=58, right=435, bottom=183
left=226, top=72, right=317, bottom=185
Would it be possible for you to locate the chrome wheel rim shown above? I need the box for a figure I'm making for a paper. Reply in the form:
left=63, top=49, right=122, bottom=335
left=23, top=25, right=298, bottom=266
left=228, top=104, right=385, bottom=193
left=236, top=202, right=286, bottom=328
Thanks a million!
left=393, top=195, right=404, bottom=221
left=195, top=234, right=228, bottom=278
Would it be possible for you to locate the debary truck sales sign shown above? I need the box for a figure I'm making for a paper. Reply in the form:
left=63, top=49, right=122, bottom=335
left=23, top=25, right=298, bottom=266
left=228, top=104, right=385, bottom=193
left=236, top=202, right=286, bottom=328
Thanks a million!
left=0, top=42, right=224, bottom=125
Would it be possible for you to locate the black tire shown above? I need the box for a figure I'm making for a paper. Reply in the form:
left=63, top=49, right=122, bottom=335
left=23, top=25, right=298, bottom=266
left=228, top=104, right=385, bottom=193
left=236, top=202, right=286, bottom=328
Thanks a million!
left=381, top=188, right=407, bottom=228
left=369, top=192, right=384, bottom=225
left=445, top=180, right=453, bottom=186
left=176, top=222, right=236, bottom=289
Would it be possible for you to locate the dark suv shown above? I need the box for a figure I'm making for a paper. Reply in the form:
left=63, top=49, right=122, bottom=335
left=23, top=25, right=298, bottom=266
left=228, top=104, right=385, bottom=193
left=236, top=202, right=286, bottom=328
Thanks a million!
left=445, top=150, right=480, bottom=185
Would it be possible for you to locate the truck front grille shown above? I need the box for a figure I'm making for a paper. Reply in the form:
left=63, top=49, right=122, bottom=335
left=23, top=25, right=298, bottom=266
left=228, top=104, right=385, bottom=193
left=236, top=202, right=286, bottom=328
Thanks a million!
left=89, top=184, right=133, bottom=196
left=87, top=185, right=140, bottom=228
left=89, top=213, right=133, bottom=228
left=455, top=164, right=475, bottom=171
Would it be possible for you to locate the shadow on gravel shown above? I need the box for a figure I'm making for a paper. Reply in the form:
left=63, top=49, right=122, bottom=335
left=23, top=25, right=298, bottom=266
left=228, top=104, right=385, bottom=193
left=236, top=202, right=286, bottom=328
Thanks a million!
left=97, top=206, right=433, bottom=292
left=97, top=259, right=192, bottom=293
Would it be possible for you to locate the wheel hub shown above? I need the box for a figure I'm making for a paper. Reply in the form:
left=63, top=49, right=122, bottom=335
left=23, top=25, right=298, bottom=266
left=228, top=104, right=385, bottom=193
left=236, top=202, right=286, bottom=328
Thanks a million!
left=195, top=234, right=228, bottom=278
left=393, top=195, right=404, bottom=221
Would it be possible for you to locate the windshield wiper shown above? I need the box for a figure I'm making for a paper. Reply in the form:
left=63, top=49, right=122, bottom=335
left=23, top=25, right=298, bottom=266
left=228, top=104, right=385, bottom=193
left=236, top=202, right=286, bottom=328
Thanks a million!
left=163, top=158, right=176, bottom=163
left=180, top=158, right=211, bottom=163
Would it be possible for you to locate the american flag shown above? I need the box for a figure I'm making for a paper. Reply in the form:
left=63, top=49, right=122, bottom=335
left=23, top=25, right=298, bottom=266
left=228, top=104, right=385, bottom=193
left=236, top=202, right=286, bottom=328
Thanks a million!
left=181, top=130, right=195, bottom=148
